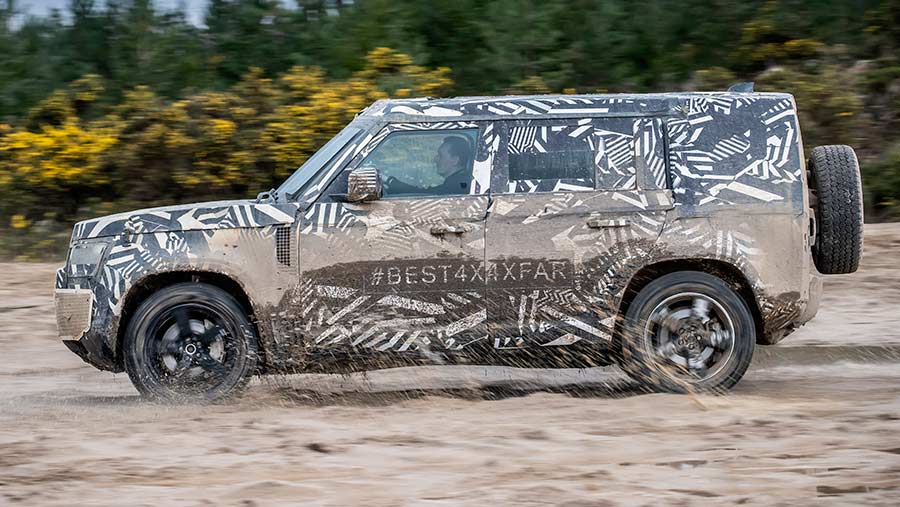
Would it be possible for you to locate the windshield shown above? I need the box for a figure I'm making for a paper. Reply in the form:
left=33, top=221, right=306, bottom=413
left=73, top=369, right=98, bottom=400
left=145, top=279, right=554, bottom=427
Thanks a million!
left=276, top=125, right=363, bottom=200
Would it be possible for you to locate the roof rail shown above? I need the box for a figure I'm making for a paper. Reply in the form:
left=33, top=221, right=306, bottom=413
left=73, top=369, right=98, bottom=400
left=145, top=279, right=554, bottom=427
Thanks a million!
left=727, top=82, right=754, bottom=93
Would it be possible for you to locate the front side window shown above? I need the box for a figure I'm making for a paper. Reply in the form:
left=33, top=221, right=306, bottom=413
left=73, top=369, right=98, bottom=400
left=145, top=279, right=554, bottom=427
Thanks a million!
left=359, top=129, right=479, bottom=198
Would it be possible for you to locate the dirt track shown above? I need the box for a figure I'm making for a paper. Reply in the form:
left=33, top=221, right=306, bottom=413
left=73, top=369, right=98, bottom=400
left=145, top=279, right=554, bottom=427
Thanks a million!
left=2, top=225, right=900, bottom=506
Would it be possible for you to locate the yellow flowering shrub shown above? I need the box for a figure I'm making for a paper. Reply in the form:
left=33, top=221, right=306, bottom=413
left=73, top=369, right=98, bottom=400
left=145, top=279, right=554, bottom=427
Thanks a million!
left=735, top=2, right=825, bottom=67
left=506, top=75, right=552, bottom=95
left=280, top=66, right=328, bottom=101
left=25, top=90, right=76, bottom=129
left=71, top=74, right=105, bottom=106
left=10, top=214, right=31, bottom=229
left=260, top=48, right=449, bottom=179
left=364, top=47, right=414, bottom=73
left=0, top=120, right=116, bottom=188
left=0, top=47, right=454, bottom=257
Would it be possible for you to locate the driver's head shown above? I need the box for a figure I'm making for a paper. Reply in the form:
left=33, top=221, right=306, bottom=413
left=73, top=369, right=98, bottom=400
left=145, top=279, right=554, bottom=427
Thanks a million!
left=434, top=136, right=472, bottom=177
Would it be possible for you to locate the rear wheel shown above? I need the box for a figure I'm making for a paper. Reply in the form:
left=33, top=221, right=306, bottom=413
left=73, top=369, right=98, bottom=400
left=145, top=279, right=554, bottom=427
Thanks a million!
left=619, top=271, right=755, bottom=393
left=123, top=283, right=259, bottom=401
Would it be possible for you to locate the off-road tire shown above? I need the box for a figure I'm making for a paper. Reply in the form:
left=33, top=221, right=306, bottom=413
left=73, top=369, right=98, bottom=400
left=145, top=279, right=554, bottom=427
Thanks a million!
left=123, top=283, right=259, bottom=402
left=808, top=145, right=863, bottom=274
left=619, top=271, right=755, bottom=393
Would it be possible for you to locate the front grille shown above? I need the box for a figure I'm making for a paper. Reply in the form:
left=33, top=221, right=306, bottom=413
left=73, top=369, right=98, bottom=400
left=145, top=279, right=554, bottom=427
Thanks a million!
left=55, top=289, right=93, bottom=340
left=276, top=225, right=291, bottom=266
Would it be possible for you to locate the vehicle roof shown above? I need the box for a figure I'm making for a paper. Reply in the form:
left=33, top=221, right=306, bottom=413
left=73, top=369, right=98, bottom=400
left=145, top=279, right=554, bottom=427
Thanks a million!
left=363, top=91, right=795, bottom=122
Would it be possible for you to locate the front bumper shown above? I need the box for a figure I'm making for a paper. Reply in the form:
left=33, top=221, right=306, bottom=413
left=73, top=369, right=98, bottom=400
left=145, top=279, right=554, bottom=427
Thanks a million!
left=54, top=288, right=120, bottom=371
left=54, top=289, right=93, bottom=340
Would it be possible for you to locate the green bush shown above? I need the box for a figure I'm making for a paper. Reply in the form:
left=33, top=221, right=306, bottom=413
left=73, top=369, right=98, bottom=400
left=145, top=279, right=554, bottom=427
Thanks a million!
left=862, top=144, right=900, bottom=221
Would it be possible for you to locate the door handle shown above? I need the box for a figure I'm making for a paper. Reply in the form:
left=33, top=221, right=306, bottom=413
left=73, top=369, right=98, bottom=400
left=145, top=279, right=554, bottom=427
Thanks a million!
left=430, top=224, right=470, bottom=235
left=586, top=218, right=631, bottom=229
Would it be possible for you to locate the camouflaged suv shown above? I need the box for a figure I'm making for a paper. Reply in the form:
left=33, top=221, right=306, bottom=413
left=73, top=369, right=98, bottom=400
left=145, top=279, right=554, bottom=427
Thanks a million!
left=55, top=89, right=864, bottom=399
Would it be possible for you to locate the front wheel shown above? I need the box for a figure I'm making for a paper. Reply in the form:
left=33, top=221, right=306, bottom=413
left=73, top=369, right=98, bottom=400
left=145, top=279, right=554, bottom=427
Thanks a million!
left=123, top=283, right=259, bottom=402
left=619, top=271, right=755, bottom=393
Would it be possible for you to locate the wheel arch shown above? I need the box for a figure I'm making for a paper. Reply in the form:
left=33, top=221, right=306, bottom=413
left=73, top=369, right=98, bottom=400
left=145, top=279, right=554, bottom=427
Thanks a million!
left=613, top=258, right=765, bottom=351
left=113, top=270, right=259, bottom=368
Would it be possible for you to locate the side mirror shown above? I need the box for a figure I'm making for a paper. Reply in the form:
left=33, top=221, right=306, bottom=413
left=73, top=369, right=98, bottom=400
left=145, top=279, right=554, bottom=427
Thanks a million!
left=344, top=167, right=382, bottom=203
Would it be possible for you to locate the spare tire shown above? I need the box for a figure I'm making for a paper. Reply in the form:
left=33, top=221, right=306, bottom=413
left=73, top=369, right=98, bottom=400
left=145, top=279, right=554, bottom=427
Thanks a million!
left=808, top=145, right=863, bottom=274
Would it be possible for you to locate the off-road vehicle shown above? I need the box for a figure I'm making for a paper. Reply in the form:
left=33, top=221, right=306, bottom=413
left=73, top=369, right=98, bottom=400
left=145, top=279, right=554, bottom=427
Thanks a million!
left=55, top=87, right=863, bottom=399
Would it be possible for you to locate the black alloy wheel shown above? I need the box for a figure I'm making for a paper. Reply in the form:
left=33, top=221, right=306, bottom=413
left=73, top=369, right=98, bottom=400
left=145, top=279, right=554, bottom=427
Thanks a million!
left=123, top=283, right=258, bottom=401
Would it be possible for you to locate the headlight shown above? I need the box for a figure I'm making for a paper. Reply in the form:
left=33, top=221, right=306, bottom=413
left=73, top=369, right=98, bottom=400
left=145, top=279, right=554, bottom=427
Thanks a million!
left=67, top=240, right=109, bottom=278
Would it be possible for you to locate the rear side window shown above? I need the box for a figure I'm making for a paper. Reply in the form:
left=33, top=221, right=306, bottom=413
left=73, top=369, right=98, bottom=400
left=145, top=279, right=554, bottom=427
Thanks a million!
left=503, top=117, right=666, bottom=193
left=507, top=121, right=597, bottom=192
left=509, top=126, right=595, bottom=181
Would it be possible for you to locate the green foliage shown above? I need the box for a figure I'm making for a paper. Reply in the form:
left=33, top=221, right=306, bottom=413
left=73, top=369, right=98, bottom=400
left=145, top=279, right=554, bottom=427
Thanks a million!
left=2, top=0, right=900, bottom=259
left=863, top=143, right=900, bottom=220
left=693, top=68, right=738, bottom=91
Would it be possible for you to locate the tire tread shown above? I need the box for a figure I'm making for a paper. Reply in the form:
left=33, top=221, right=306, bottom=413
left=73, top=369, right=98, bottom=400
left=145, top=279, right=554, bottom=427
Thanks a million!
left=809, top=145, right=864, bottom=274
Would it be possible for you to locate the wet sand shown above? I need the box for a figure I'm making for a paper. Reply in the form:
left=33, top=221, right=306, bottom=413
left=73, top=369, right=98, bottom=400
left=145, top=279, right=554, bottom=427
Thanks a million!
left=2, top=225, right=899, bottom=506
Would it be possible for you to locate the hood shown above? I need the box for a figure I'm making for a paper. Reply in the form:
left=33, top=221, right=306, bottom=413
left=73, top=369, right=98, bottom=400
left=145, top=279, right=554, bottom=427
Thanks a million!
left=71, top=199, right=300, bottom=243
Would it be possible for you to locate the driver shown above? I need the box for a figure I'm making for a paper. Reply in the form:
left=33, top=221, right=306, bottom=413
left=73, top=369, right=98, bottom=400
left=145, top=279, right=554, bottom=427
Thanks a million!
left=384, top=136, right=473, bottom=196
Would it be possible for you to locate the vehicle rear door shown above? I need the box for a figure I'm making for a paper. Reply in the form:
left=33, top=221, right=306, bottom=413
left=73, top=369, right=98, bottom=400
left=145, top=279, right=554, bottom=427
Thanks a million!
left=485, top=116, right=673, bottom=349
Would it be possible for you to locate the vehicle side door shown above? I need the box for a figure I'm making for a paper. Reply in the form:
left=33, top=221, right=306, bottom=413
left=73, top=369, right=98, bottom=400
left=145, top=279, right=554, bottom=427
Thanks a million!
left=295, top=121, right=499, bottom=357
left=485, top=116, right=673, bottom=349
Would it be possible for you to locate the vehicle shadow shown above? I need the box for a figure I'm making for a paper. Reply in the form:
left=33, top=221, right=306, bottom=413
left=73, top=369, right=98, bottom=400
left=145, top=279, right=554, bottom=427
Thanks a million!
left=253, top=376, right=650, bottom=408
left=38, top=367, right=650, bottom=408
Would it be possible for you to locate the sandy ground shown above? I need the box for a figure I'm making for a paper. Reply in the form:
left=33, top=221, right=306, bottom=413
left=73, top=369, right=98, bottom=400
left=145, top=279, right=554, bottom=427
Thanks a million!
left=2, top=225, right=900, bottom=506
